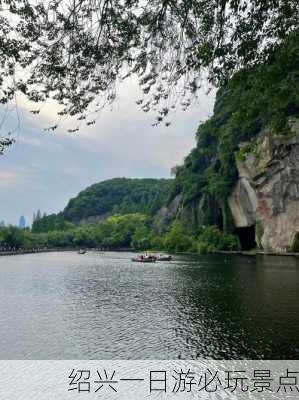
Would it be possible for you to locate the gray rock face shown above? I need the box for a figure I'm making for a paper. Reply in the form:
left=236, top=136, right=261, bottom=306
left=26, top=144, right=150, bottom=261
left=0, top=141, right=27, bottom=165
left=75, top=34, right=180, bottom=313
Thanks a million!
left=154, top=121, right=299, bottom=253
left=228, top=178, right=257, bottom=228
left=154, top=192, right=223, bottom=233
left=229, top=128, right=299, bottom=253
left=153, top=194, right=182, bottom=233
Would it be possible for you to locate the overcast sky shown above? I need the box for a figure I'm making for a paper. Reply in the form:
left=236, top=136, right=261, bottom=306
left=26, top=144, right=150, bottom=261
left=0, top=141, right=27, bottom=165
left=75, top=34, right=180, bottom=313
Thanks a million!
left=0, top=79, right=215, bottom=226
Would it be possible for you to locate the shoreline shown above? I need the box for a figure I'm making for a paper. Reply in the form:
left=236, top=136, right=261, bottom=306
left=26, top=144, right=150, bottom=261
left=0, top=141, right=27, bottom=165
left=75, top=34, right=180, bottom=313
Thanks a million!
left=0, top=248, right=298, bottom=258
left=0, top=248, right=133, bottom=257
left=215, top=250, right=299, bottom=257
left=0, top=248, right=76, bottom=257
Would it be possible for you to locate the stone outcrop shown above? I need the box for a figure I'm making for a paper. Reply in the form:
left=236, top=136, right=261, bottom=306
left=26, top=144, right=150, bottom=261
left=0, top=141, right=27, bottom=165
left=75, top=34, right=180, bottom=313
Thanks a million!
left=154, top=192, right=223, bottom=234
left=153, top=194, right=182, bottom=233
left=228, top=178, right=257, bottom=228
left=228, top=124, right=299, bottom=253
left=154, top=121, right=299, bottom=253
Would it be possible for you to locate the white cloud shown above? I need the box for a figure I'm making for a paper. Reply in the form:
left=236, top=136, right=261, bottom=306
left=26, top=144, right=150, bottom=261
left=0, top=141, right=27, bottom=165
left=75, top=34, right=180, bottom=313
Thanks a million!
left=0, top=170, right=18, bottom=188
left=18, top=136, right=41, bottom=147
left=0, top=79, right=215, bottom=225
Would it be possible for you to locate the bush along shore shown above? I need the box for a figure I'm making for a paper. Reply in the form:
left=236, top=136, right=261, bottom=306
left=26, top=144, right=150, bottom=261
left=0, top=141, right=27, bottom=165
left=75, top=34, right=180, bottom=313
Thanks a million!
left=0, top=214, right=238, bottom=255
left=1, top=214, right=298, bottom=257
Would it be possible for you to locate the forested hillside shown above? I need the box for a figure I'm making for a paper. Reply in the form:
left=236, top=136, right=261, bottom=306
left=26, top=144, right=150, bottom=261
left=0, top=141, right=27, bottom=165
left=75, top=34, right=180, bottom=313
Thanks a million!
left=32, top=178, right=173, bottom=233
left=169, top=33, right=299, bottom=234
left=63, top=178, right=173, bottom=223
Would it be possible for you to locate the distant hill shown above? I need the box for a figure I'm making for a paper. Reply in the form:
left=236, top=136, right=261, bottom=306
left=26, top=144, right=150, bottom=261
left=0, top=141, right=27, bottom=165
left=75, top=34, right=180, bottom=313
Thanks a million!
left=62, top=178, right=173, bottom=224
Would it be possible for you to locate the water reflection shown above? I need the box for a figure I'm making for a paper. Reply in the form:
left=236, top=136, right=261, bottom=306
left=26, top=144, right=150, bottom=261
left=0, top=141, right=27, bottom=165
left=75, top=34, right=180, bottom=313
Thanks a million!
left=0, top=252, right=298, bottom=359
left=168, top=254, right=299, bottom=358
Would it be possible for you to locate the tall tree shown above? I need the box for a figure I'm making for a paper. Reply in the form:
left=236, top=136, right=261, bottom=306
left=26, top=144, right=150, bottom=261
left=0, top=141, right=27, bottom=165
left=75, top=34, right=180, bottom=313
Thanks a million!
left=35, top=209, right=42, bottom=220
left=0, top=0, right=298, bottom=143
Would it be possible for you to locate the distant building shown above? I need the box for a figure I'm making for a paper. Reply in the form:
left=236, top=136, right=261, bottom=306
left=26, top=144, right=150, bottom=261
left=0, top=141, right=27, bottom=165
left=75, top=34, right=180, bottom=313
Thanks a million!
left=0, top=220, right=5, bottom=228
left=19, top=216, right=26, bottom=229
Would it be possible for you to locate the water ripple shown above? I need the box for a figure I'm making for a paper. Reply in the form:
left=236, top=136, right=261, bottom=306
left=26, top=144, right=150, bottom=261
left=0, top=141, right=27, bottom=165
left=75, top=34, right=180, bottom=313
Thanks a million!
left=0, top=251, right=298, bottom=359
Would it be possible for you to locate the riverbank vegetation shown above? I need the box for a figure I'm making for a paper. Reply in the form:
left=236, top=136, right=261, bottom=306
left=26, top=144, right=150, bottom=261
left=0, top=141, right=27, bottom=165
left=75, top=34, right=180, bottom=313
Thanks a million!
left=0, top=214, right=238, bottom=254
left=171, top=33, right=299, bottom=216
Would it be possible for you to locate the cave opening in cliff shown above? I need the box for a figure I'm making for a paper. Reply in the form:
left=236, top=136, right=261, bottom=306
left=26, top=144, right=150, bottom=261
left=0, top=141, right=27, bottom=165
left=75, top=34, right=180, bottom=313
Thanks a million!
left=218, top=209, right=223, bottom=231
left=236, top=226, right=256, bottom=250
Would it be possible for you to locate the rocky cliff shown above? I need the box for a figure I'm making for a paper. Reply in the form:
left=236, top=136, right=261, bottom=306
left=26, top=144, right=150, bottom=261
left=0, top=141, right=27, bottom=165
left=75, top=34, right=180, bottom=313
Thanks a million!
left=156, top=37, right=299, bottom=254
left=158, top=125, right=299, bottom=253
left=229, top=122, right=299, bottom=253
left=156, top=128, right=299, bottom=253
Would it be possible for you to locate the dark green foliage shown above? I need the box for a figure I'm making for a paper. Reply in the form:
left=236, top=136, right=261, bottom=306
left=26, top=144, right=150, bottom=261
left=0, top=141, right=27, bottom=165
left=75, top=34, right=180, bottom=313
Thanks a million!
left=173, top=34, right=299, bottom=211
left=0, top=0, right=298, bottom=150
left=0, top=218, right=237, bottom=254
left=96, top=213, right=151, bottom=249
left=0, top=226, right=25, bottom=249
left=63, top=178, right=173, bottom=223
left=32, top=213, right=75, bottom=233
left=131, top=225, right=154, bottom=251
left=162, top=221, right=197, bottom=253
left=72, top=226, right=99, bottom=248
left=46, top=230, right=75, bottom=248
left=35, top=213, right=154, bottom=250
left=13, top=3, right=299, bottom=113
left=32, top=213, right=156, bottom=250
left=197, top=226, right=239, bottom=254
left=23, top=232, right=48, bottom=250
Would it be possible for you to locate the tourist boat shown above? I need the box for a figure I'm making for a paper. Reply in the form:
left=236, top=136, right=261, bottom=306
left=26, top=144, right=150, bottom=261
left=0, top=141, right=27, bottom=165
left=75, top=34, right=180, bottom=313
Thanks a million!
left=132, top=255, right=156, bottom=263
left=78, top=249, right=86, bottom=254
left=156, top=254, right=173, bottom=261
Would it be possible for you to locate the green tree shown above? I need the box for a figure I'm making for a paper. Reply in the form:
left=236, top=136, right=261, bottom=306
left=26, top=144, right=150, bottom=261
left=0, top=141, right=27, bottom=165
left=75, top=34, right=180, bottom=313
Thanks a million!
left=0, top=226, right=25, bottom=249
left=162, top=221, right=196, bottom=252
left=46, top=230, right=74, bottom=248
left=23, top=231, right=48, bottom=250
left=131, top=226, right=153, bottom=250
left=32, top=212, right=75, bottom=233
left=73, top=226, right=98, bottom=247
left=0, top=0, right=298, bottom=150
left=197, top=226, right=239, bottom=254
left=93, top=213, right=151, bottom=249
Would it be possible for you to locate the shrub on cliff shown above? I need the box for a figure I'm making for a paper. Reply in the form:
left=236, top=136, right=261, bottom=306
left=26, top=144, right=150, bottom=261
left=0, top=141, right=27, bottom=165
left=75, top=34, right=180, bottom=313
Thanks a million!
left=162, top=221, right=197, bottom=253
left=171, top=34, right=299, bottom=227
left=197, top=226, right=239, bottom=254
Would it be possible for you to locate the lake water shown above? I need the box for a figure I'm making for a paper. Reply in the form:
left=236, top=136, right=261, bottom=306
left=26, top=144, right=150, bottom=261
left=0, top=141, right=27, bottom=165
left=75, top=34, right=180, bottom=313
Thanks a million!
left=0, top=251, right=298, bottom=359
